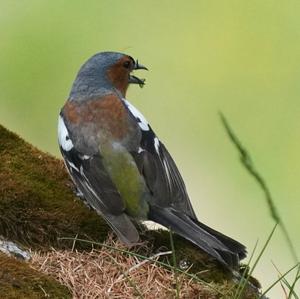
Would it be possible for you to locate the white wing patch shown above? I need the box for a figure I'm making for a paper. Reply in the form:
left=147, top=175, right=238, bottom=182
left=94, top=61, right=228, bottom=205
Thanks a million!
left=154, top=137, right=160, bottom=154
left=67, top=161, right=79, bottom=172
left=138, top=147, right=145, bottom=153
left=58, top=115, right=74, bottom=151
left=123, top=99, right=149, bottom=131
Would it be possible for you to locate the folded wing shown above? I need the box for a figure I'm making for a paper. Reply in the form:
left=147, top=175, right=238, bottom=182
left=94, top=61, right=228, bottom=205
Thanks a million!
left=58, top=114, right=139, bottom=244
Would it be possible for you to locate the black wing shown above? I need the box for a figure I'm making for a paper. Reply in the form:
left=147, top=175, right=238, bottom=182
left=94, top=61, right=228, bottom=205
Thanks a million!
left=123, top=100, right=197, bottom=219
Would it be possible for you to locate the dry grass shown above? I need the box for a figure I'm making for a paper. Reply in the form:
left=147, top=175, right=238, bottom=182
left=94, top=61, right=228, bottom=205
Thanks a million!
left=30, top=236, right=219, bottom=299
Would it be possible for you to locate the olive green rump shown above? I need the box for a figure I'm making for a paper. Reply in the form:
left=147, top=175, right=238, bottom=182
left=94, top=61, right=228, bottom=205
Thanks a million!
left=101, top=143, right=149, bottom=218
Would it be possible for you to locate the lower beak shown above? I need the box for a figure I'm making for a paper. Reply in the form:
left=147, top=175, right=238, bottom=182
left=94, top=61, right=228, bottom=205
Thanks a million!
left=129, top=75, right=146, bottom=87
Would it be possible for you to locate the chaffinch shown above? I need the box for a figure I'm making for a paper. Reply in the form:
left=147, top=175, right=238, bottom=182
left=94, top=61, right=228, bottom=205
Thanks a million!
left=58, top=52, right=246, bottom=269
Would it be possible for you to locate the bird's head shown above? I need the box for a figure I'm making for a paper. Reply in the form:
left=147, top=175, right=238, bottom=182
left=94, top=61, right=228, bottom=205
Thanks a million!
left=69, top=52, right=148, bottom=100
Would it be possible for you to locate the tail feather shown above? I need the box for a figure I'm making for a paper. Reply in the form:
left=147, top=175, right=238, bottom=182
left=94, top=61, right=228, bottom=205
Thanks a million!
left=190, top=218, right=247, bottom=259
left=148, top=206, right=246, bottom=269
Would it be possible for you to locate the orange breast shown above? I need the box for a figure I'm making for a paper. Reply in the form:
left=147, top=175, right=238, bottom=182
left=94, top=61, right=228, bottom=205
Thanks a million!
left=63, top=94, right=129, bottom=140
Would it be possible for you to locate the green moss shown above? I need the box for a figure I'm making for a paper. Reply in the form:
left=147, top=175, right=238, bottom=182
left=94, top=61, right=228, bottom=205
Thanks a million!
left=0, top=253, right=71, bottom=299
left=0, top=124, right=110, bottom=250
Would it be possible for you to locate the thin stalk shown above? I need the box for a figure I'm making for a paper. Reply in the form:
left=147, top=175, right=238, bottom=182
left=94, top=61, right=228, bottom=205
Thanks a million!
left=235, top=224, right=277, bottom=299
left=169, top=229, right=180, bottom=299
left=272, top=261, right=299, bottom=299
left=260, top=263, right=299, bottom=298
left=108, top=254, right=144, bottom=299
left=220, top=113, right=298, bottom=263
left=234, top=239, right=259, bottom=298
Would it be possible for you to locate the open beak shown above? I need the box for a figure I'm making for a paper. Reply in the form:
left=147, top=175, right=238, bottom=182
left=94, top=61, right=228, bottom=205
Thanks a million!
left=129, top=59, right=148, bottom=87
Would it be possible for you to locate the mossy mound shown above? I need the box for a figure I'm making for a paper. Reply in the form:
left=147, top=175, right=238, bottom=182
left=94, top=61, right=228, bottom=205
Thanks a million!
left=0, top=253, right=71, bottom=299
left=0, top=124, right=262, bottom=298
left=0, top=124, right=110, bottom=250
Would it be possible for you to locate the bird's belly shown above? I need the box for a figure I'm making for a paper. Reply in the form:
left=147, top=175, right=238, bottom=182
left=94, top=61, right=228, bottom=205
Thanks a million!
left=101, top=142, right=149, bottom=219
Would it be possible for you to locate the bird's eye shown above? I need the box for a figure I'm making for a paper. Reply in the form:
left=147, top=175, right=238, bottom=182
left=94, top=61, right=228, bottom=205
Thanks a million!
left=123, top=60, right=131, bottom=69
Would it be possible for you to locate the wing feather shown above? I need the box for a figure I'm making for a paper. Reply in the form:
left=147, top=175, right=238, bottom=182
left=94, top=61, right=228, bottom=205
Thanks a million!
left=58, top=113, right=139, bottom=244
left=123, top=99, right=197, bottom=219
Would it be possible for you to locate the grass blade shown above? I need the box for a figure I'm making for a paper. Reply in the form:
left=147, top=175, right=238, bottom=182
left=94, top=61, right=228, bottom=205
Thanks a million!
left=108, top=255, right=145, bottom=299
left=235, top=224, right=277, bottom=299
left=220, top=113, right=298, bottom=263
left=169, top=229, right=180, bottom=299
left=260, top=263, right=299, bottom=298
left=288, top=272, right=300, bottom=299
left=272, top=262, right=299, bottom=299
left=234, top=239, right=259, bottom=299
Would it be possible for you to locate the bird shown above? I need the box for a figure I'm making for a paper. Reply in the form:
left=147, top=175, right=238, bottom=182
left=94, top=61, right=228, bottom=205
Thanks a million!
left=58, top=51, right=247, bottom=269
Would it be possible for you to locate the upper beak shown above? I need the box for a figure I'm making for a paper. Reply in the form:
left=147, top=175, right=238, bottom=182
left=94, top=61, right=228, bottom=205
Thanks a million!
left=134, top=60, right=148, bottom=71
left=129, top=59, right=148, bottom=87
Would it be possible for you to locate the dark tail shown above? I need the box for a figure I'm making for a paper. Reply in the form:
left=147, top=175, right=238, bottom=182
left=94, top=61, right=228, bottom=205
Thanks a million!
left=148, top=206, right=247, bottom=269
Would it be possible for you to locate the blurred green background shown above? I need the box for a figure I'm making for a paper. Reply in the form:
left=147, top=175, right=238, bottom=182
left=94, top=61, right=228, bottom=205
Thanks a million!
left=1, top=1, right=299, bottom=297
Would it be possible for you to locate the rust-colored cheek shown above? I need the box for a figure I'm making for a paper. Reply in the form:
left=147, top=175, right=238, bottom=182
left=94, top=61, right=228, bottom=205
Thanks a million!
left=107, top=57, right=131, bottom=96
